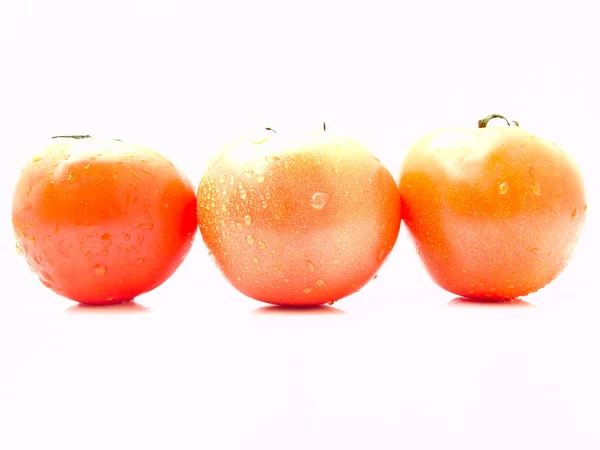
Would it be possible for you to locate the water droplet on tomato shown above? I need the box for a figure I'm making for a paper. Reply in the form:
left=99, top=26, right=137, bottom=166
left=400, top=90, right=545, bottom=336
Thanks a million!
left=221, top=204, right=227, bottom=212
left=135, top=257, right=145, bottom=266
left=333, top=259, right=340, bottom=264
left=101, top=249, right=109, bottom=256
left=137, top=221, right=154, bottom=230
left=571, top=208, right=578, bottom=220
left=100, top=233, right=112, bottom=247
left=310, top=193, right=328, bottom=210
left=124, top=233, right=131, bottom=241
left=243, top=170, right=254, bottom=178
left=246, top=235, right=255, bottom=246
left=306, top=260, right=315, bottom=272
left=526, top=246, right=541, bottom=255
left=257, top=241, right=266, bottom=250
left=27, top=236, right=36, bottom=244
left=376, top=248, right=386, bottom=262
left=315, top=279, right=325, bottom=287
left=240, top=190, right=247, bottom=200
left=256, top=173, right=266, bottom=183
left=303, top=287, right=312, bottom=294
left=66, top=174, right=72, bottom=181
left=252, top=257, right=259, bottom=264
left=244, top=215, right=252, bottom=226
left=265, top=155, right=280, bottom=163
left=531, top=182, right=541, bottom=196
left=164, top=203, right=169, bottom=209
left=93, top=264, right=107, bottom=276
left=84, top=251, right=92, bottom=259
left=498, top=182, right=509, bottom=195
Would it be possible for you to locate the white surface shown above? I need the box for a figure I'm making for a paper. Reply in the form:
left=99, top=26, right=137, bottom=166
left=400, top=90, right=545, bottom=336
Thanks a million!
left=1, top=1, right=599, bottom=449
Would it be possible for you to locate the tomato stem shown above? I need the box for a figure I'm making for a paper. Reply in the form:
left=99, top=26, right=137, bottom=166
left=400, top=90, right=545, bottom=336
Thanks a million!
left=477, top=114, right=519, bottom=128
left=51, top=135, right=92, bottom=139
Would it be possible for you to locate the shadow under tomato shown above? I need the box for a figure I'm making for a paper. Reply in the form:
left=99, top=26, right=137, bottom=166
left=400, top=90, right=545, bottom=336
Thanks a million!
left=65, top=300, right=151, bottom=314
left=447, top=296, right=534, bottom=308
left=252, top=304, right=346, bottom=315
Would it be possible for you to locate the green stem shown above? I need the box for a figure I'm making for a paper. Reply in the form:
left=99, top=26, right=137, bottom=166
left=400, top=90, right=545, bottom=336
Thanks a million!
left=477, top=114, right=519, bottom=128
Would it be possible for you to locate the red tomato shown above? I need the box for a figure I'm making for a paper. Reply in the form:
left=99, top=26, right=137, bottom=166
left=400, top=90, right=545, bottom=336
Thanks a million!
left=197, top=128, right=401, bottom=306
left=12, top=136, right=197, bottom=305
left=399, top=114, right=587, bottom=300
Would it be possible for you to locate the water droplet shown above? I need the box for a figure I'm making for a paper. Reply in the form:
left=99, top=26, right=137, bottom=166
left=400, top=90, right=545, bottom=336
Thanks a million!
left=133, top=171, right=140, bottom=179
left=257, top=173, right=265, bottom=183
left=306, top=260, right=315, bottom=272
left=137, top=221, right=154, bottom=230
left=100, top=233, right=112, bottom=247
left=124, top=233, right=131, bottom=241
left=333, top=259, right=339, bottom=264
left=15, top=243, right=23, bottom=256
left=101, top=249, right=109, bottom=256
left=257, top=241, right=266, bottom=250
left=265, top=155, right=280, bottom=163
left=135, top=257, right=145, bottom=266
left=221, top=204, right=227, bottom=212
left=32, top=155, right=41, bottom=162
left=244, top=215, right=252, bottom=226
left=344, top=228, right=350, bottom=234
left=571, top=208, right=578, bottom=220
left=376, top=248, right=386, bottom=262
left=526, top=246, right=541, bottom=255
left=310, top=193, right=328, bottom=210
left=303, top=287, right=312, bottom=294
left=84, top=251, right=92, bottom=259
left=93, top=264, right=107, bottom=276
left=236, top=223, right=242, bottom=229
left=498, top=182, right=509, bottom=195
left=246, top=235, right=255, bottom=246
left=219, top=174, right=227, bottom=183
left=84, top=164, right=90, bottom=169
left=27, top=236, right=36, bottom=244
left=243, top=170, right=254, bottom=178
left=327, top=300, right=336, bottom=306
left=66, top=174, right=72, bottom=181
left=531, top=182, right=541, bottom=196
left=252, top=257, right=259, bottom=264
left=315, top=279, right=325, bottom=287
left=164, top=203, right=169, bottom=209
left=261, top=201, right=267, bottom=208
left=240, top=190, right=247, bottom=200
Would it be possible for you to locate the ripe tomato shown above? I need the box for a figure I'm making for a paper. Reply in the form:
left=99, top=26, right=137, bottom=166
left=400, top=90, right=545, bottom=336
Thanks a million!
left=399, top=114, right=587, bottom=300
left=197, top=127, right=401, bottom=306
left=12, top=136, right=197, bottom=305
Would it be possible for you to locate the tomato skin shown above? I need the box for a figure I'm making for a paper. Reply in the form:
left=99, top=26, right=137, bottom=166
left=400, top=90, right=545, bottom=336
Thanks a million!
left=399, top=123, right=586, bottom=300
left=12, top=137, right=197, bottom=305
left=197, top=130, right=401, bottom=306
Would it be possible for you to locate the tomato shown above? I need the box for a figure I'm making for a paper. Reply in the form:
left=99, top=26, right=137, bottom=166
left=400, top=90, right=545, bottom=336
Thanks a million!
left=399, top=114, right=587, bottom=300
left=197, top=127, right=401, bottom=306
left=12, top=136, right=197, bottom=305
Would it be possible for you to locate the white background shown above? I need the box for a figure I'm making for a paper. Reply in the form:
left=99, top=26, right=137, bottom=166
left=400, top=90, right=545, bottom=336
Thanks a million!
left=1, top=1, right=599, bottom=449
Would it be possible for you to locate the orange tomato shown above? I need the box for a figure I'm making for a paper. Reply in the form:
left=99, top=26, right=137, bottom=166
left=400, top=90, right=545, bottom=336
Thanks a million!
left=12, top=136, right=197, bottom=305
left=399, top=114, right=587, bottom=300
left=197, top=128, right=401, bottom=306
